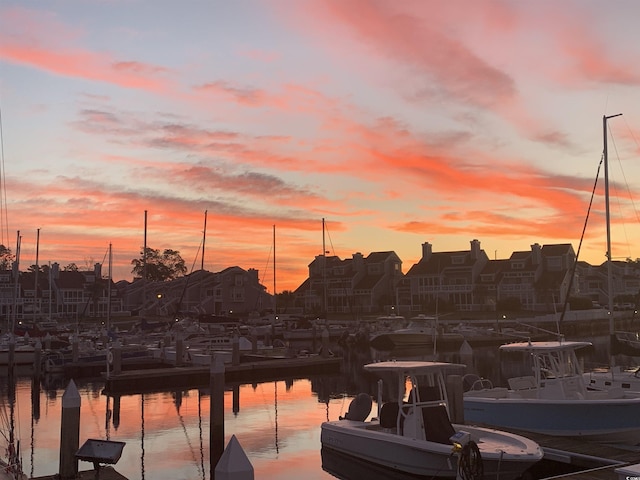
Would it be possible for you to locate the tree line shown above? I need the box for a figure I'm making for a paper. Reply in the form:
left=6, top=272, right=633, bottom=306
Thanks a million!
left=0, top=245, right=187, bottom=282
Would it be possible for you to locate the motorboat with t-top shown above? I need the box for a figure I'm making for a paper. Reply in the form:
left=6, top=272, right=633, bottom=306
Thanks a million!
left=321, top=360, right=543, bottom=479
left=463, top=340, right=640, bottom=445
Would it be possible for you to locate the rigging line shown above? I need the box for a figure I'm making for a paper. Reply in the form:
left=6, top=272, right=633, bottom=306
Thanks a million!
left=559, top=156, right=604, bottom=330
left=260, top=242, right=273, bottom=286
left=608, top=127, right=635, bottom=258
left=0, top=104, right=9, bottom=246
left=324, top=220, right=336, bottom=255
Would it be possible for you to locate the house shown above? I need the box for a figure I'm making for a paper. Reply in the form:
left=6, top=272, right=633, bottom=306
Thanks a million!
left=404, top=240, right=489, bottom=313
left=293, top=251, right=403, bottom=316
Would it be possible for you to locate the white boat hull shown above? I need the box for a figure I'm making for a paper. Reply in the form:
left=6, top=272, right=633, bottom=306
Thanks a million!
left=321, top=419, right=541, bottom=480
left=464, top=395, right=640, bottom=444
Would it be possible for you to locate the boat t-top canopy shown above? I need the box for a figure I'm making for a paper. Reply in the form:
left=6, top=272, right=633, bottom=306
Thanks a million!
left=499, top=341, right=592, bottom=353
left=364, top=361, right=466, bottom=376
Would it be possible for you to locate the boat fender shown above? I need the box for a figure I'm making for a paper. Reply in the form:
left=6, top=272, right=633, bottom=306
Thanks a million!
left=340, top=392, right=372, bottom=421
left=107, top=351, right=114, bottom=364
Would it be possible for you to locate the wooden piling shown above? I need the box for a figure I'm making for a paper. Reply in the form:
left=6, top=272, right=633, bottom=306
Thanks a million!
left=34, top=340, right=42, bottom=378
left=321, top=327, right=330, bottom=358
left=232, top=334, right=240, bottom=366
left=59, top=379, right=81, bottom=479
left=112, top=340, right=122, bottom=375
left=446, top=374, right=464, bottom=424
left=210, top=354, right=225, bottom=479
left=176, top=331, right=184, bottom=367
left=72, top=335, right=79, bottom=362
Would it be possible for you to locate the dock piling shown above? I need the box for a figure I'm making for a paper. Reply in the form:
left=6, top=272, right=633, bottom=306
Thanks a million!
left=59, top=379, right=81, bottom=479
left=210, top=354, right=225, bottom=478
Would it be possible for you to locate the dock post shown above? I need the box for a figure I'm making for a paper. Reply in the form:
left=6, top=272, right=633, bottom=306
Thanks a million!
left=176, top=331, right=184, bottom=366
left=232, top=333, right=240, bottom=366
left=59, top=379, right=81, bottom=479
left=251, top=328, right=258, bottom=354
left=321, top=327, right=330, bottom=358
left=112, top=339, right=122, bottom=375
left=210, top=354, right=225, bottom=479
left=34, top=339, right=42, bottom=378
left=72, top=334, right=79, bottom=362
left=8, top=334, right=15, bottom=369
left=446, top=374, right=464, bottom=424
left=214, top=435, right=254, bottom=480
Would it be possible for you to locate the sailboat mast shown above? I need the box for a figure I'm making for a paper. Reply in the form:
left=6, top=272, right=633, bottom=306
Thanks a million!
left=11, top=230, right=20, bottom=334
left=202, top=210, right=207, bottom=271
left=604, top=113, right=622, bottom=335
left=322, top=218, right=327, bottom=317
left=273, top=224, right=276, bottom=315
left=34, top=228, right=40, bottom=323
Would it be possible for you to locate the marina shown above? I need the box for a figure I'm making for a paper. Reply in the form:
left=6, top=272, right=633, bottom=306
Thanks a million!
left=1, top=327, right=640, bottom=479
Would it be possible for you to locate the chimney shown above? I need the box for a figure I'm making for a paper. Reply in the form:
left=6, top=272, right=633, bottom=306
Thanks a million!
left=352, top=252, right=364, bottom=272
left=470, top=239, right=481, bottom=260
left=422, top=242, right=433, bottom=261
left=531, top=243, right=542, bottom=265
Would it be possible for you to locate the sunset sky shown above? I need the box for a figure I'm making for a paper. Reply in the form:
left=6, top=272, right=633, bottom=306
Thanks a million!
left=2, top=0, right=640, bottom=292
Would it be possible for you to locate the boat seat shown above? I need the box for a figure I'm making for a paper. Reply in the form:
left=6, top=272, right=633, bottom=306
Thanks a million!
left=422, top=404, right=456, bottom=445
left=379, top=402, right=400, bottom=430
left=408, top=385, right=440, bottom=403
left=508, top=375, right=536, bottom=390
left=342, top=393, right=372, bottom=421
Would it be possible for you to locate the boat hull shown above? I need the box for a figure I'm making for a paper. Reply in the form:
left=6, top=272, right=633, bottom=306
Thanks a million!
left=464, top=396, right=640, bottom=444
left=321, top=420, right=540, bottom=480
left=369, top=333, right=463, bottom=350
left=0, top=347, right=36, bottom=366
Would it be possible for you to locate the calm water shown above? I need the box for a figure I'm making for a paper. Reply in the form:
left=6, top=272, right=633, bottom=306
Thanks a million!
left=0, top=334, right=628, bottom=480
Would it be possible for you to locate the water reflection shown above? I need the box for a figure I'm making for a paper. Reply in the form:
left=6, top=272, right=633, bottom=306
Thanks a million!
left=0, top=334, right=637, bottom=479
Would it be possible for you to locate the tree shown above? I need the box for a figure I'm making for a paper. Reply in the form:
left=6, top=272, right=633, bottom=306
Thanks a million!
left=0, top=244, right=13, bottom=270
left=63, top=263, right=79, bottom=272
left=131, top=247, right=187, bottom=281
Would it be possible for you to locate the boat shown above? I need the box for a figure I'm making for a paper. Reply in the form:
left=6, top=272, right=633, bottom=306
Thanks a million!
left=578, top=114, right=640, bottom=391
left=463, top=340, right=640, bottom=444
left=321, top=360, right=543, bottom=480
left=584, top=365, right=640, bottom=393
left=369, top=315, right=464, bottom=350
left=0, top=335, right=37, bottom=367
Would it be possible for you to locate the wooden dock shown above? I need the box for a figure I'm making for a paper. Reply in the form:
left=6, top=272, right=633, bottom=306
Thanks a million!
left=102, top=355, right=342, bottom=395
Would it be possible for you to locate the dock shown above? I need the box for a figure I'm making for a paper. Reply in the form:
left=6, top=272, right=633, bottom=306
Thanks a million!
left=31, top=466, right=127, bottom=480
left=102, top=355, right=342, bottom=395
left=487, top=426, right=640, bottom=479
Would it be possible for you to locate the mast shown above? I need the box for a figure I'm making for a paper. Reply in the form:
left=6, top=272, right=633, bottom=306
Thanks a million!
left=273, top=224, right=276, bottom=316
left=34, top=227, right=39, bottom=323
left=322, top=218, right=327, bottom=317
left=604, top=113, right=622, bottom=335
left=11, top=230, right=20, bottom=335
left=143, top=210, right=148, bottom=278
left=202, top=210, right=207, bottom=271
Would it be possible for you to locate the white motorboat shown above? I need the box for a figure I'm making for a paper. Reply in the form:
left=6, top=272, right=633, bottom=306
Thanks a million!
left=0, top=335, right=37, bottom=366
left=584, top=363, right=640, bottom=394
left=463, top=340, right=640, bottom=445
left=321, top=361, right=543, bottom=480
left=369, top=315, right=464, bottom=350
